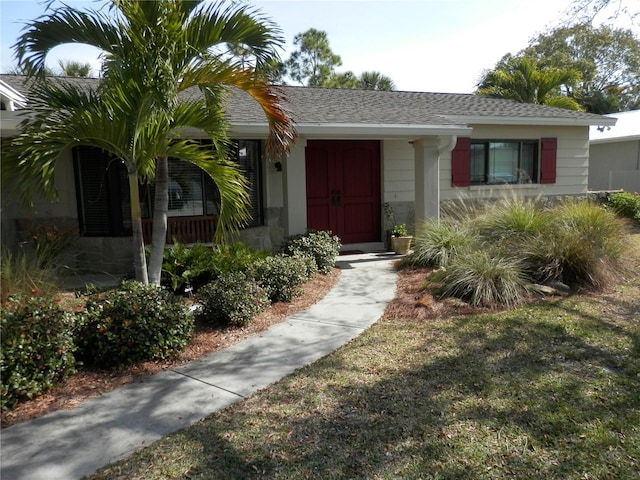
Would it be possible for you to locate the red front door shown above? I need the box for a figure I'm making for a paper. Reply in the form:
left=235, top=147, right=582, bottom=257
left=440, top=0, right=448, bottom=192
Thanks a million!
left=305, top=140, right=381, bottom=244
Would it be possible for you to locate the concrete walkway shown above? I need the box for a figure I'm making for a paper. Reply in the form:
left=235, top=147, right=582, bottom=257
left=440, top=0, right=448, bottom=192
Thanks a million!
left=0, top=252, right=398, bottom=480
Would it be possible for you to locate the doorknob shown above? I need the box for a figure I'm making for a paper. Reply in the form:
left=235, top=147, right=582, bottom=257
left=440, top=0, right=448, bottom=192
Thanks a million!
left=331, top=189, right=342, bottom=207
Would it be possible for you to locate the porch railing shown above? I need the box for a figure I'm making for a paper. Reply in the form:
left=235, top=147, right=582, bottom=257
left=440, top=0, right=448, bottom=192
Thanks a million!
left=141, top=215, right=218, bottom=244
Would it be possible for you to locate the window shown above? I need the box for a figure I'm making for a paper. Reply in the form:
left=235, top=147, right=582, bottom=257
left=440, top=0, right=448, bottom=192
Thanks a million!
left=73, top=139, right=263, bottom=236
left=73, top=146, right=132, bottom=236
left=451, top=137, right=557, bottom=187
left=470, top=140, right=538, bottom=185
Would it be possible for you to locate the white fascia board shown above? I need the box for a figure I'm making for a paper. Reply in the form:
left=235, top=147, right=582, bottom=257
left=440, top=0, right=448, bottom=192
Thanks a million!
left=230, top=122, right=472, bottom=139
left=591, top=135, right=640, bottom=144
left=447, top=115, right=618, bottom=128
left=0, top=80, right=27, bottom=110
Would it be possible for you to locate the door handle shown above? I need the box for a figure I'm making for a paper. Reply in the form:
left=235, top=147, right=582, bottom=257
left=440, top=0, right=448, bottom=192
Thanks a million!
left=331, top=189, right=342, bottom=207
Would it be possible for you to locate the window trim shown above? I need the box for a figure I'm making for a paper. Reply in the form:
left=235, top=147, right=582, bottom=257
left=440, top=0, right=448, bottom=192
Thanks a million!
left=469, top=139, right=539, bottom=186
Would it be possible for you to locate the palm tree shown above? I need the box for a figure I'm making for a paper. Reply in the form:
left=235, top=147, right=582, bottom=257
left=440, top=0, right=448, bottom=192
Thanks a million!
left=476, top=56, right=582, bottom=110
left=10, top=0, right=295, bottom=284
left=359, top=71, right=395, bottom=91
left=58, top=60, right=92, bottom=77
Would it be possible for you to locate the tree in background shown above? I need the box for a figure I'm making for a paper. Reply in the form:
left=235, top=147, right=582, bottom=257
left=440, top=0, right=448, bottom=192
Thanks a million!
left=9, top=0, right=294, bottom=285
left=359, top=71, right=395, bottom=91
left=284, top=28, right=395, bottom=90
left=566, top=0, right=639, bottom=25
left=322, top=70, right=395, bottom=90
left=522, top=24, right=640, bottom=113
left=476, top=56, right=582, bottom=110
left=285, top=28, right=342, bottom=86
left=58, top=60, right=92, bottom=77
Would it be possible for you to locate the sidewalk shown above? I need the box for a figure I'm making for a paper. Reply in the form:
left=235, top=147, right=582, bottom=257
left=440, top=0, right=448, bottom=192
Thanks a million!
left=0, top=252, right=399, bottom=480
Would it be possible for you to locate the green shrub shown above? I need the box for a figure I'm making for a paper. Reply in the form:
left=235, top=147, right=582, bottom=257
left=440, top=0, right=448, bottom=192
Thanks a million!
left=432, top=249, right=530, bottom=308
left=19, top=219, right=77, bottom=269
left=210, top=242, right=269, bottom=276
left=526, top=199, right=629, bottom=288
left=606, top=191, right=640, bottom=224
left=403, top=219, right=476, bottom=267
left=254, top=255, right=310, bottom=303
left=1, top=296, right=77, bottom=410
left=1, top=248, right=60, bottom=304
left=75, top=281, right=193, bottom=369
left=196, top=271, right=270, bottom=327
left=161, top=242, right=215, bottom=294
left=474, top=197, right=549, bottom=241
left=160, top=241, right=268, bottom=295
left=280, top=231, right=341, bottom=274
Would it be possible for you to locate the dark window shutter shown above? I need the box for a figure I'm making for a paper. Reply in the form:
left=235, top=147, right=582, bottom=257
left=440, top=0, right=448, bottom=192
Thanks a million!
left=540, top=137, right=557, bottom=184
left=451, top=137, right=471, bottom=187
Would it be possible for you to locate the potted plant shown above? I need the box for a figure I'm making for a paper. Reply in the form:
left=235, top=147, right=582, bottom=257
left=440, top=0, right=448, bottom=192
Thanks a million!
left=390, top=224, right=412, bottom=255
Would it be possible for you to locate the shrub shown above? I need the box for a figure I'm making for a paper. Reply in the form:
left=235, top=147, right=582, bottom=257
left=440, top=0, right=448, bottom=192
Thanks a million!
left=474, top=197, right=549, bottom=241
left=160, top=241, right=268, bottom=295
left=196, top=271, right=270, bottom=327
left=280, top=230, right=341, bottom=274
left=1, top=248, right=60, bottom=304
left=432, top=249, right=530, bottom=308
left=254, top=255, right=310, bottom=303
left=20, top=219, right=77, bottom=269
left=1, top=296, right=77, bottom=410
left=527, top=199, right=629, bottom=288
left=75, top=281, right=193, bottom=369
left=402, top=219, right=476, bottom=267
left=161, top=242, right=215, bottom=294
left=606, top=191, right=640, bottom=224
left=210, top=242, right=269, bottom=277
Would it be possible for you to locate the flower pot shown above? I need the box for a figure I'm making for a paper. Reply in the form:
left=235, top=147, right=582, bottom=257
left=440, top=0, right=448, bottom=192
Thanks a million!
left=391, top=236, right=412, bottom=255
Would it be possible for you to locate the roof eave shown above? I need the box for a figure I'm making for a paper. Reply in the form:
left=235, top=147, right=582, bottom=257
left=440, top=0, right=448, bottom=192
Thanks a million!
left=447, top=115, right=618, bottom=127
left=230, top=122, right=472, bottom=139
left=590, top=135, right=640, bottom=144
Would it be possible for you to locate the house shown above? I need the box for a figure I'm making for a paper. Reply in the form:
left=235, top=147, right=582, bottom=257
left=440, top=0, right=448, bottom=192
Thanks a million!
left=588, top=110, right=640, bottom=192
left=0, top=74, right=616, bottom=274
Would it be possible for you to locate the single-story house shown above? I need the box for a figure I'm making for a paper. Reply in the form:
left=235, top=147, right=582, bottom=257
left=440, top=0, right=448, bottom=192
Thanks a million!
left=0, top=74, right=616, bottom=274
left=588, top=110, right=640, bottom=192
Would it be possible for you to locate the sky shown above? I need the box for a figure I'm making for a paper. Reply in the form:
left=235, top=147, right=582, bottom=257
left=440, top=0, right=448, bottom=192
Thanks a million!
left=0, top=0, right=633, bottom=93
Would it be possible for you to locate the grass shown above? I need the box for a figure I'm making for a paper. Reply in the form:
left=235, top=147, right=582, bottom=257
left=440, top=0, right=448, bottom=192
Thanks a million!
left=87, top=234, right=640, bottom=480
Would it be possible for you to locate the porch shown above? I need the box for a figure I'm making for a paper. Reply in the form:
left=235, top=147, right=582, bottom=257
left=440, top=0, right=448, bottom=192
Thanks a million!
left=141, top=215, right=218, bottom=244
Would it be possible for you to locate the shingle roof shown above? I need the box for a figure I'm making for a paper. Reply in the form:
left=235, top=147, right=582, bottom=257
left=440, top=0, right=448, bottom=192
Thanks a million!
left=0, top=74, right=613, bottom=128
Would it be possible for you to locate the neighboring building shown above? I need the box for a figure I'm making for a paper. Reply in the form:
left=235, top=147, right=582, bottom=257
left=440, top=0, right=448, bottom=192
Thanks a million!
left=0, top=75, right=616, bottom=274
left=589, top=110, right=640, bottom=192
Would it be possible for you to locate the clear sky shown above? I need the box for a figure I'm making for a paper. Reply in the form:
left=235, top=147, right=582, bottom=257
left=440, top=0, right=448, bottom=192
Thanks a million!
left=0, top=0, right=631, bottom=93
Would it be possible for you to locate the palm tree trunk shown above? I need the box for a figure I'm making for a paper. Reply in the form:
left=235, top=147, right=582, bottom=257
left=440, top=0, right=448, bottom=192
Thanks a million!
left=128, top=170, right=149, bottom=284
left=148, top=156, right=169, bottom=285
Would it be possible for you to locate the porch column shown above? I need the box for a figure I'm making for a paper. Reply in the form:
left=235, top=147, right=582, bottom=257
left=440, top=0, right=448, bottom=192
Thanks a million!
left=283, top=138, right=307, bottom=236
left=413, top=138, right=441, bottom=222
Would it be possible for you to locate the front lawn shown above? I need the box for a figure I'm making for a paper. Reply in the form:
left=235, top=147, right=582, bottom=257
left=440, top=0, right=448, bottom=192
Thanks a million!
left=88, top=232, right=640, bottom=480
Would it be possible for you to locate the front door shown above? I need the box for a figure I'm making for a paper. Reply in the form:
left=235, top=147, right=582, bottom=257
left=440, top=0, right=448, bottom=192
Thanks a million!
left=305, top=140, right=381, bottom=244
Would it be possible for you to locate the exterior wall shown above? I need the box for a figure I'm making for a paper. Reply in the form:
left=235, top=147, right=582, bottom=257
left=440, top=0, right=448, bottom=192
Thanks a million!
left=1, top=149, right=79, bottom=252
left=382, top=140, right=415, bottom=232
left=589, top=140, right=640, bottom=192
left=440, top=125, right=590, bottom=201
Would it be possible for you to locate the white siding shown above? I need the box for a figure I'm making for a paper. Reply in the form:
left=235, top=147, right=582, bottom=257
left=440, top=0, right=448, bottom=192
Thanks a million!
left=589, top=139, right=640, bottom=191
left=382, top=140, right=415, bottom=202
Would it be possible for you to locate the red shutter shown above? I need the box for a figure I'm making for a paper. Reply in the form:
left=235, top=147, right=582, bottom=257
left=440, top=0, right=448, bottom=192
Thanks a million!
left=540, top=137, right=557, bottom=184
left=451, top=136, right=471, bottom=187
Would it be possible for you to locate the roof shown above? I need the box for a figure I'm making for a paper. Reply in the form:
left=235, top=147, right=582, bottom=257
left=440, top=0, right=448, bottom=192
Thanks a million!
left=589, top=110, right=640, bottom=144
left=0, top=74, right=616, bottom=137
